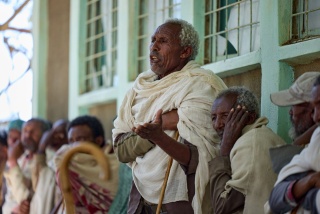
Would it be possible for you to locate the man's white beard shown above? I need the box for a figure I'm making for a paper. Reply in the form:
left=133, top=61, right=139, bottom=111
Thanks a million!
left=288, top=126, right=297, bottom=141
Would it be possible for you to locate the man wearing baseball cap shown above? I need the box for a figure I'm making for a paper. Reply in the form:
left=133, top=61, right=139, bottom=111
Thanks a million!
left=269, top=71, right=320, bottom=173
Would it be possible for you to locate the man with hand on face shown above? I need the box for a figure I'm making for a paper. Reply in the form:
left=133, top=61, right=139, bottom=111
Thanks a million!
left=7, top=119, right=25, bottom=148
left=209, top=86, right=285, bottom=214
left=3, top=118, right=50, bottom=214
left=29, top=119, right=69, bottom=214
left=113, top=18, right=227, bottom=214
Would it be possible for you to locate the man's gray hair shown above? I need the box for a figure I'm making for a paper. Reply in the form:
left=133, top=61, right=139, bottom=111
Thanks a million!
left=216, top=86, right=260, bottom=117
left=164, top=18, right=199, bottom=60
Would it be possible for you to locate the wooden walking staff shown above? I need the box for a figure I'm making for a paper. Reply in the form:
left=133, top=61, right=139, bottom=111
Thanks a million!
left=156, top=131, right=179, bottom=214
left=58, top=142, right=110, bottom=214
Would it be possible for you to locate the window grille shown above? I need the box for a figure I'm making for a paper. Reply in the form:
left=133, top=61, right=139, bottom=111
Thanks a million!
left=204, top=0, right=260, bottom=64
left=291, top=0, right=320, bottom=43
left=136, top=0, right=181, bottom=78
left=84, top=0, right=118, bottom=93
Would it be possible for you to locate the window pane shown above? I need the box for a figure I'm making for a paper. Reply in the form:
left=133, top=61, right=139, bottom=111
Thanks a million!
left=291, top=0, right=320, bottom=42
left=84, top=0, right=118, bottom=92
left=204, top=0, right=260, bottom=64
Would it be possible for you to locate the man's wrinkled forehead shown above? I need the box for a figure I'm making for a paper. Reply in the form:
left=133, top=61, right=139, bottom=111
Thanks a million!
left=214, top=94, right=237, bottom=107
left=153, top=23, right=181, bottom=38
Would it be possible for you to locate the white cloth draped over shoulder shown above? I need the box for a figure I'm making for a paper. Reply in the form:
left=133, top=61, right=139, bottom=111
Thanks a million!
left=272, top=127, right=320, bottom=214
left=276, top=127, right=320, bottom=185
left=112, top=60, right=227, bottom=213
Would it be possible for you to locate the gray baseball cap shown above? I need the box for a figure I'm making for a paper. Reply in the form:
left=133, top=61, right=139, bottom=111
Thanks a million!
left=270, top=71, right=320, bottom=106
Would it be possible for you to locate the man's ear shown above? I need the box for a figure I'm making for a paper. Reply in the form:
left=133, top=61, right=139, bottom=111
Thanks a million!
left=180, top=46, right=192, bottom=59
left=95, top=136, right=105, bottom=148
left=247, top=112, right=257, bottom=125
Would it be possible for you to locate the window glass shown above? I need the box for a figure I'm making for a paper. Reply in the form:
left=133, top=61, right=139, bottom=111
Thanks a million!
left=291, top=0, right=320, bottom=42
left=84, top=0, right=118, bottom=92
left=204, top=0, right=260, bottom=64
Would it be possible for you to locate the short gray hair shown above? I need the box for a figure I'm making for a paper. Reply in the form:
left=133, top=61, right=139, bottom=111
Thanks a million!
left=164, top=18, right=199, bottom=60
left=216, top=86, right=260, bottom=117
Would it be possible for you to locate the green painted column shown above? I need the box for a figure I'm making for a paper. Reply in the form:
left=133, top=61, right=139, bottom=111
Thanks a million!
left=32, top=0, right=48, bottom=118
left=260, top=0, right=292, bottom=143
left=68, top=0, right=87, bottom=118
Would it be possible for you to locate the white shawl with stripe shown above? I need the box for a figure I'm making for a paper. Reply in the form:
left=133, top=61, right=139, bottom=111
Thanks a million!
left=113, top=60, right=227, bottom=213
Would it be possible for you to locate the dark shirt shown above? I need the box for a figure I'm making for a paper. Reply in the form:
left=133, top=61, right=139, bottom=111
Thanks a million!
left=208, top=156, right=245, bottom=214
left=269, top=172, right=320, bottom=214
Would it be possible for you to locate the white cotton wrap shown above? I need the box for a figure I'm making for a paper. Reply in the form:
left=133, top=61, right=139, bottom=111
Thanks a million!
left=112, top=60, right=227, bottom=213
left=276, top=127, right=320, bottom=186
left=270, top=127, right=320, bottom=214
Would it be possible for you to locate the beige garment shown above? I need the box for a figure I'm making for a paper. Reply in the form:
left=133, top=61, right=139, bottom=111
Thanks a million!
left=30, top=148, right=60, bottom=214
left=3, top=152, right=35, bottom=214
left=54, top=144, right=119, bottom=213
left=30, top=166, right=56, bottom=214
left=113, top=60, right=227, bottom=214
left=3, top=149, right=58, bottom=214
left=224, top=117, right=286, bottom=214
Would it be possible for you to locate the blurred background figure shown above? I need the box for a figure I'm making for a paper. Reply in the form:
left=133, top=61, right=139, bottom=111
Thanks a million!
left=7, top=119, right=25, bottom=148
left=0, top=130, right=8, bottom=214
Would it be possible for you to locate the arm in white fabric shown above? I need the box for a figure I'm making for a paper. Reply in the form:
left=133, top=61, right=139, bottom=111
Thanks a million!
left=114, top=132, right=155, bottom=163
left=133, top=109, right=191, bottom=165
left=32, top=153, right=48, bottom=190
left=208, top=156, right=245, bottom=214
left=4, top=166, right=31, bottom=204
left=30, top=167, right=56, bottom=214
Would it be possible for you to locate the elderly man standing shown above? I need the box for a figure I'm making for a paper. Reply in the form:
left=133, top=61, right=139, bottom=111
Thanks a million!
left=113, top=18, right=227, bottom=214
left=209, top=86, right=286, bottom=214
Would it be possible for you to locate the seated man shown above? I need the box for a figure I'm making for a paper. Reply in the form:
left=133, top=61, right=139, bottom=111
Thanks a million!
left=54, top=115, right=119, bottom=213
left=268, top=74, right=320, bottom=214
left=1, top=119, right=25, bottom=213
left=3, top=118, right=51, bottom=214
left=30, top=119, right=69, bottom=214
left=209, top=86, right=286, bottom=214
left=269, top=72, right=320, bottom=173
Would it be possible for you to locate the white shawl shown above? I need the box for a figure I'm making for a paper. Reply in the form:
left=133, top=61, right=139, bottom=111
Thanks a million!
left=276, top=127, right=320, bottom=185
left=112, top=60, right=227, bottom=213
left=272, top=127, right=320, bottom=214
